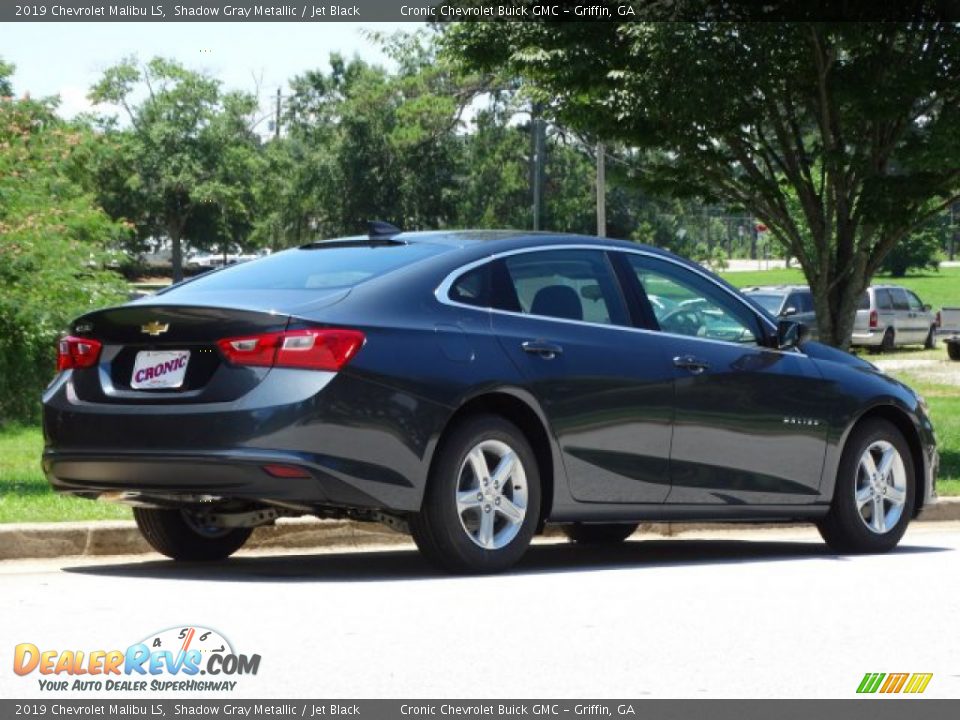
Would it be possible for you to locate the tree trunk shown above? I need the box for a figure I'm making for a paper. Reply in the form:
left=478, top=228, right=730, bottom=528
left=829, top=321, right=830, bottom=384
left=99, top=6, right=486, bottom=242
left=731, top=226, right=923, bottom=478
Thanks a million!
left=169, top=226, right=183, bottom=283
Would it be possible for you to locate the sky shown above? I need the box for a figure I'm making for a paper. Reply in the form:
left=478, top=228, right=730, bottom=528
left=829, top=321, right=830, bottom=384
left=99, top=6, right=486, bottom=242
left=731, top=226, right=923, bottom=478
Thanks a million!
left=2, top=22, right=416, bottom=118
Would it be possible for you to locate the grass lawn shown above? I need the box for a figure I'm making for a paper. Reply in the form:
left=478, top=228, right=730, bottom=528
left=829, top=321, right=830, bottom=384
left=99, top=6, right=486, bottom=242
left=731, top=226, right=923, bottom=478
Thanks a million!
left=0, top=426, right=130, bottom=523
left=721, top=265, right=960, bottom=311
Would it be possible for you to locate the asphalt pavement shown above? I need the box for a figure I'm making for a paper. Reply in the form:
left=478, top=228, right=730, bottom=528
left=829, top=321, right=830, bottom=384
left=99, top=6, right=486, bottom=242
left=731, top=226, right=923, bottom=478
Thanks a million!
left=2, top=523, right=959, bottom=699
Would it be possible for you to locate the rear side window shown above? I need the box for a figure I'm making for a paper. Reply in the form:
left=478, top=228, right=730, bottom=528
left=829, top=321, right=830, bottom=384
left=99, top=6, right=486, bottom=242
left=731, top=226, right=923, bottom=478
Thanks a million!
left=496, top=250, right=628, bottom=326
left=890, top=288, right=910, bottom=311
left=875, top=289, right=894, bottom=310
left=449, top=265, right=490, bottom=308
left=173, top=243, right=447, bottom=292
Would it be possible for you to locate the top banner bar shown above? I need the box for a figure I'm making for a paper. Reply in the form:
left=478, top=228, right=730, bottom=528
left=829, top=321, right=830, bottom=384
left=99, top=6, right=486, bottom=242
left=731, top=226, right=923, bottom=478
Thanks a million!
left=4, top=0, right=960, bottom=23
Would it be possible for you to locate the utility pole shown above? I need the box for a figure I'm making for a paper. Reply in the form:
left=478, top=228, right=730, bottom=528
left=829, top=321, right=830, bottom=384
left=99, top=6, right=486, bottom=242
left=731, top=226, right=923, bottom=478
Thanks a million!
left=596, top=142, right=606, bottom=237
left=530, top=103, right=546, bottom=231
left=275, top=87, right=282, bottom=140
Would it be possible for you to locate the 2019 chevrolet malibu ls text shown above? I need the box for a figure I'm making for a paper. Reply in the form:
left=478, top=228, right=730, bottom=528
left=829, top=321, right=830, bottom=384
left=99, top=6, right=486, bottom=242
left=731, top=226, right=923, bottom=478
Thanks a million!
left=42, top=229, right=938, bottom=573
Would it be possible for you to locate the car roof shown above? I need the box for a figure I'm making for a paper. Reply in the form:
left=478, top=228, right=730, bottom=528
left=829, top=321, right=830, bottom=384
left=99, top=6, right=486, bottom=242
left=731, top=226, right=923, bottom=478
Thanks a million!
left=742, top=285, right=810, bottom=293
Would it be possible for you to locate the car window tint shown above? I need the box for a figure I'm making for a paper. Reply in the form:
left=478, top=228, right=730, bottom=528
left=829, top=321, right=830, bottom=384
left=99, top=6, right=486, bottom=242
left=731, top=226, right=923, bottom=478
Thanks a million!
left=876, top=289, right=894, bottom=310
left=858, top=292, right=870, bottom=310
left=625, top=255, right=760, bottom=345
left=798, top=292, right=814, bottom=313
left=449, top=265, right=490, bottom=308
left=174, top=243, right=447, bottom=292
left=890, top=288, right=910, bottom=311
left=906, top=291, right=925, bottom=311
left=498, top=250, right=627, bottom=326
left=747, top=293, right=785, bottom=315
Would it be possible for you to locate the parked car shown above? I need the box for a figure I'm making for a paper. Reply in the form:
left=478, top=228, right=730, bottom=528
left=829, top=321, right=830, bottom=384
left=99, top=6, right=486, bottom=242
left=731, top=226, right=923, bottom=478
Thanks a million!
left=851, top=285, right=938, bottom=352
left=742, top=285, right=818, bottom=339
left=937, top=307, right=960, bottom=361
left=43, top=229, right=938, bottom=573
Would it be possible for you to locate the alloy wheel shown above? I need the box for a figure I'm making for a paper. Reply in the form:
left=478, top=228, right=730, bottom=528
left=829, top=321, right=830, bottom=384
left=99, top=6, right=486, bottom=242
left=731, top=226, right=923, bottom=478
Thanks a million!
left=854, top=440, right=907, bottom=534
left=455, top=439, right=528, bottom=549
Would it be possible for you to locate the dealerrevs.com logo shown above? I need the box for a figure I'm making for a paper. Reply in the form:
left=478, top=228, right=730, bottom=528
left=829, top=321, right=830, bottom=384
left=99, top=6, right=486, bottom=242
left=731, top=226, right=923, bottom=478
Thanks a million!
left=13, top=626, right=261, bottom=693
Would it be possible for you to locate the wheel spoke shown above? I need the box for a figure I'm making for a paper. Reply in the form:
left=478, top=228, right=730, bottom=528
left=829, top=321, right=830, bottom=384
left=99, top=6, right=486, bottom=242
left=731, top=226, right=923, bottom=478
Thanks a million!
left=467, top=447, right=489, bottom=485
left=478, top=508, right=495, bottom=548
left=496, top=496, right=525, bottom=524
left=876, top=446, right=896, bottom=480
left=457, top=490, right=481, bottom=514
left=860, top=453, right=878, bottom=478
left=855, top=485, right=873, bottom=509
left=491, top=451, right=517, bottom=490
left=886, top=484, right=906, bottom=506
left=871, top=497, right=887, bottom=533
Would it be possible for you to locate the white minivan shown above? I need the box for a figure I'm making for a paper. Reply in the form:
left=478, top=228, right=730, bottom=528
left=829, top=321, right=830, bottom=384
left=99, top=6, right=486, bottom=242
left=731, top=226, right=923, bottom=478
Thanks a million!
left=851, top=285, right=938, bottom=352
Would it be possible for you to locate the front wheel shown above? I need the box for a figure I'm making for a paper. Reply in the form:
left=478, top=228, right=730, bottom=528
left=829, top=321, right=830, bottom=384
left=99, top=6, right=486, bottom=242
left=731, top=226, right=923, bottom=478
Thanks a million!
left=133, top=508, right=252, bottom=561
left=410, top=415, right=541, bottom=574
left=817, top=419, right=915, bottom=554
left=563, top=523, right=639, bottom=545
left=924, top=326, right=937, bottom=349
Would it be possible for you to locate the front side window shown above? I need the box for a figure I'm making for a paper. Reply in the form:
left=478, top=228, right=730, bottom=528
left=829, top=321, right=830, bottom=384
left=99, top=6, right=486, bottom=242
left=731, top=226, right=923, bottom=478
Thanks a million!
left=496, top=250, right=628, bottom=326
left=906, top=291, right=925, bottom=311
left=625, top=255, right=761, bottom=345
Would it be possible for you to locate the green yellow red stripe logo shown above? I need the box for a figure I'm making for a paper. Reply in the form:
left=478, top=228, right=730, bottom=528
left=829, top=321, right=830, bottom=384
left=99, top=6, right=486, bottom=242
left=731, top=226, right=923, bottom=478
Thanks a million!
left=857, top=672, right=932, bottom=694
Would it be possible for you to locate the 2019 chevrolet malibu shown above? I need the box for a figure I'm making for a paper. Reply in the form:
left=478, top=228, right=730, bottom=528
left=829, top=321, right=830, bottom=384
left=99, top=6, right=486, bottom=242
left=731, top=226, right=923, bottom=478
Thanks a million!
left=42, top=228, right=939, bottom=573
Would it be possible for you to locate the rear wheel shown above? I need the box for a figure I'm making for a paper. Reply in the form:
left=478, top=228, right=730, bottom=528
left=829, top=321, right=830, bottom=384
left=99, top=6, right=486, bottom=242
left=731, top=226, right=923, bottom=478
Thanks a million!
left=133, top=508, right=252, bottom=561
left=880, top=328, right=896, bottom=353
left=817, top=419, right=915, bottom=554
left=410, top=415, right=541, bottom=574
left=563, top=523, right=639, bottom=545
left=924, top=326, right=937, bottom=349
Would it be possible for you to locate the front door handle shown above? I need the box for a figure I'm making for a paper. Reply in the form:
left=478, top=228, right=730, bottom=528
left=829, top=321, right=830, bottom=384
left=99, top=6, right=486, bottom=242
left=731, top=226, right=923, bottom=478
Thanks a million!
left=522, top=340, right=563, bottom=359
left=673, top=355, right=710, bottom=374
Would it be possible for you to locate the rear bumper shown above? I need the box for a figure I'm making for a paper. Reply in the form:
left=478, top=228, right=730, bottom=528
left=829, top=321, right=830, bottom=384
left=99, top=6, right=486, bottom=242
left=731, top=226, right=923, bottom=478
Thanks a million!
left=43, top=449, right=386, bottom=509
left=850, top=330, right=884, bottom=347
left=42, top=367, right=450, bottom=513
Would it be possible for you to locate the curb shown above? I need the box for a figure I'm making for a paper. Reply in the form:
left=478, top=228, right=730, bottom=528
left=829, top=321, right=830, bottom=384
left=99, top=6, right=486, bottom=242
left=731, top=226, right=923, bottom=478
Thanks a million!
left=1, top=497, right=958, bottom=562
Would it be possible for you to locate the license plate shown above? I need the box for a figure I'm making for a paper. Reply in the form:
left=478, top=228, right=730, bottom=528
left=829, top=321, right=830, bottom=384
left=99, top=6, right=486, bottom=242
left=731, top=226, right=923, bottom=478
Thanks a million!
left=130, top=350, right=191, bottom=390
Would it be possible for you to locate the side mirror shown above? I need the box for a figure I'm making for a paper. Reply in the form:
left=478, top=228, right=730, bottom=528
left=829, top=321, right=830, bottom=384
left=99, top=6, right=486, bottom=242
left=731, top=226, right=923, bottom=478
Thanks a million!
left=777, top=320, right=809, bottom=350
left=923, top=304, right=932, bottom=312
left=782, top=306, right=798, bottom=317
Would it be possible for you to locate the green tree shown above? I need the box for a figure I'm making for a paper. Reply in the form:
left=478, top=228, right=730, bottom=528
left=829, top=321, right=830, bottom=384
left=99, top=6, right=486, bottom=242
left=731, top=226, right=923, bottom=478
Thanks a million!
left=447, top=21, right=960, bottom=348
left=0, top=90, right=127, bottom=423
left=89, top=57, right=263, bottom=281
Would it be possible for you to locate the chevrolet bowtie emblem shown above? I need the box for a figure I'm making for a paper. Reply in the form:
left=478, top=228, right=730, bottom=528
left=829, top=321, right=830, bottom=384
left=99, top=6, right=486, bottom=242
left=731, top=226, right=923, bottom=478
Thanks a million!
left=141, top=321, right=170, bottom=336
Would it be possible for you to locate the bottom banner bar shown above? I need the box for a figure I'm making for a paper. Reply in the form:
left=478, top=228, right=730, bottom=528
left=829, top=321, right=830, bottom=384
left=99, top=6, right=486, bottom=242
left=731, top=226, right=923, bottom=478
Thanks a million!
left=2, top=700, right=959, bottom=720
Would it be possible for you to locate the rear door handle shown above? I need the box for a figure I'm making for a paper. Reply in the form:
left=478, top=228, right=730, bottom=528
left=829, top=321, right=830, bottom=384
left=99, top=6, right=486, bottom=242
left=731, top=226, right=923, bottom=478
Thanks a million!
left=673, top=355, right=710, bottom=374
left=522, top=340, right=563, bottom=359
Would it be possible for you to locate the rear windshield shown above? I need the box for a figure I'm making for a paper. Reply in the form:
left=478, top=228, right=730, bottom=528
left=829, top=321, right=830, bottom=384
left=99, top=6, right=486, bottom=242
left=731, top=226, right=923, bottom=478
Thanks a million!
left=175, top=243, right=447, bottom=292
left=745, top=292, right=785, bottom=315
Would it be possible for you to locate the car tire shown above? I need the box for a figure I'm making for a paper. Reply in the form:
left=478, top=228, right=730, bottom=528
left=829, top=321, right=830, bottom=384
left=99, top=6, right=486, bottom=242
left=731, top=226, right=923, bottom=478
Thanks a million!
left=817, top=418, right=915, bottom=554
left=563, top=523, right=639, bottom=545
left=410, top=414, right=541, bottom=574
left=948, top=341, right=960, bottom=361
left=924, top=326, right=937, bottom=350
left=133, top=508, right=252, bottom=561
left=880, top=328, right=896, bottom=353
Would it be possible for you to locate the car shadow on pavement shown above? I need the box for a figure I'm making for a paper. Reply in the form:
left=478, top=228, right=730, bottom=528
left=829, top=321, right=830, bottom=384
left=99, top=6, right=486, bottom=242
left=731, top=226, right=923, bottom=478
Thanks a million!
left=62, top=537, right=952, bottom=583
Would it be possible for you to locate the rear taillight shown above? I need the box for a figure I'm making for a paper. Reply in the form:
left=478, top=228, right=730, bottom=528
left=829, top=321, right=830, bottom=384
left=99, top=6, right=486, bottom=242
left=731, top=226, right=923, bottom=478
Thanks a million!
left=57, top=336, right=102, bottom=371
left=217, top=328, right=365, bottom=371
left=869, top=310, right=879, bottom=329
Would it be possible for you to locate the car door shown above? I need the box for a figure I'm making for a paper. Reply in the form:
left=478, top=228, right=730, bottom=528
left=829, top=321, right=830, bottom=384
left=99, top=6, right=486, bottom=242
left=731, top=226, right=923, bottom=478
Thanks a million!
left=488, top=248, right=676, bottom=504
left=618, top=253, right=830, bottom=506
left=905, top=290, right=932, bottom=342
left=889, top=287, right=916, bottom=344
